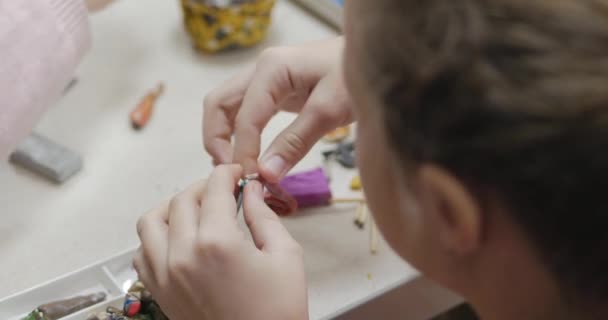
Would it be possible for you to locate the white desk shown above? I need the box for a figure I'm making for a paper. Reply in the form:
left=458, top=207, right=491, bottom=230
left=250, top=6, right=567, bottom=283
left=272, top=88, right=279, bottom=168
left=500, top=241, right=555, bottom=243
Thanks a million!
left=0, top=0, right=459, bottom=318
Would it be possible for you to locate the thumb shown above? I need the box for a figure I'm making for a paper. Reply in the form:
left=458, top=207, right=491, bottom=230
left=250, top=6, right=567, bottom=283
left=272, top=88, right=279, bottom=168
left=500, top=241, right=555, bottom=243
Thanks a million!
left=258, top=111, right=331, bottom=183
left=243, top=180, right=297, bottom=252
left=258, top=73, right=352, bottom=183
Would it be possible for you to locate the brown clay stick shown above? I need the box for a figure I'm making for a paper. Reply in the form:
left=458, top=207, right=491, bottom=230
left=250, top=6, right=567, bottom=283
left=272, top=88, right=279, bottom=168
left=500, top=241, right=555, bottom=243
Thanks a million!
left=38, top=292, right=106, bottom=320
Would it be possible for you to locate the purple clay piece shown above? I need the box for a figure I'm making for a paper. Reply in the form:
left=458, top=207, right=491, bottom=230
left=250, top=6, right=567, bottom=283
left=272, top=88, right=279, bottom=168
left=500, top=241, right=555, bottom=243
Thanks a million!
left=279, top=167, right=332, bottom=208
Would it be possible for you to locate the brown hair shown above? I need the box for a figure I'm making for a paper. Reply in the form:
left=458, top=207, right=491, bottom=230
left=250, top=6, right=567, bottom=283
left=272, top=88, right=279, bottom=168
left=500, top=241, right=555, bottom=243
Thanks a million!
left=360, top=0, right=608, bottom=302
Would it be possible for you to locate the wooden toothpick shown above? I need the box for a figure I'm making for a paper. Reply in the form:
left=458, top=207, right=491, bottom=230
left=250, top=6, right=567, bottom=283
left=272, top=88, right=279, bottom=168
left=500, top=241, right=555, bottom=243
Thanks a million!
left=370, top=216, right=379, bottom=254
left=354, top=203, right=368, bottom=229
left=332, top=197, right=366, bottom=204
left=323, top=156, right=334, bottom=181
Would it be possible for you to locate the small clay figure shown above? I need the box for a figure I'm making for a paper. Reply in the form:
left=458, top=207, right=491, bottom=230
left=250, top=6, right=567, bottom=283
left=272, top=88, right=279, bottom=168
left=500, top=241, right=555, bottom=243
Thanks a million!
left=124, top=294, right=142, bottom=317
left=130, top=83, right=164, bottom=130
left=84, top=281, right=168, bottom=320
left=127, top=281, right=168, bottom=320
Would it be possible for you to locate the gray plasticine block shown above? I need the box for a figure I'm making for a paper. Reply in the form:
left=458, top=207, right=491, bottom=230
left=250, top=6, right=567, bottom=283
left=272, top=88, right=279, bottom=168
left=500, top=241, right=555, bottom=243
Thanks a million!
left=9, top=133, right=83, bottom=184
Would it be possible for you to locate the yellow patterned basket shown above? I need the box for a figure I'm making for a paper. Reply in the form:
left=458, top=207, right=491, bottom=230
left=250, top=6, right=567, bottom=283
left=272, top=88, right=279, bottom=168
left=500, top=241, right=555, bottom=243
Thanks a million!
left=180, top=0, right=276, bottom=53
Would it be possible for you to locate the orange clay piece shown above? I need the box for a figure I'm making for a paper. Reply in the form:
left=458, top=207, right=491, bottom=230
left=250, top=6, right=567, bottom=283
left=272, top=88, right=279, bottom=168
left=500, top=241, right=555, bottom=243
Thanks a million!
left=130, top=83, right=164, bottom=130
left=323, top=126, right=350, bottom=143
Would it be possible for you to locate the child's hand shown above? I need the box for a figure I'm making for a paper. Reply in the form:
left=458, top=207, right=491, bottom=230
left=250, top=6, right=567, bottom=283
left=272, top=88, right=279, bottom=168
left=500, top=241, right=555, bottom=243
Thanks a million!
left=134, top=165, right=308, bottom=320
left=203, top=37, right=353, bottom=182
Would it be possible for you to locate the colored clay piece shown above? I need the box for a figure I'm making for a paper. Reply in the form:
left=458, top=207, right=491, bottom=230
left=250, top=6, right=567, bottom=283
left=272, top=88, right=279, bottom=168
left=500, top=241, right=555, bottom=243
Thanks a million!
left=130, top=83, right=164, bottom=130
left=125, top=281, right=168, bottom=320
left=322, top=126, right=351, bottom=143
left=322, top=141, right=356, bottom=169
left=86, top=281, right=168, bottom=320
left=263, top=180, right=298, bottom=216
left=23, top=292, right=106, bottom=320
left=23, top=310, right=45, bottom=320
left=124, top=294, right=142, bottom=317
left=276, top=168, right=332, bottom=211
left=10, top=133, right=83, bottom=184
left=350, top=175, right=362, bottom=190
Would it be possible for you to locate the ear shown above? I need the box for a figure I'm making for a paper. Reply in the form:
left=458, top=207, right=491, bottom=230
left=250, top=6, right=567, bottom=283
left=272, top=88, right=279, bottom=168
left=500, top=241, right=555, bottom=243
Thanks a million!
left=417, top=165, right=482, bottom=256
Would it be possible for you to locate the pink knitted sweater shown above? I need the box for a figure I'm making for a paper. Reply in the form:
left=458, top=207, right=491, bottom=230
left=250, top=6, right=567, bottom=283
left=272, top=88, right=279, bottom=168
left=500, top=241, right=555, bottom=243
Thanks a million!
left=0, top=0, right=90, bottom=160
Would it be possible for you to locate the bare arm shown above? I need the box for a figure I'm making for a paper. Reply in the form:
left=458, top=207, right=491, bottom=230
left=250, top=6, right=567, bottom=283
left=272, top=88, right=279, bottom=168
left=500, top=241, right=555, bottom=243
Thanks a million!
left=0, top=0, right=91, bottom=159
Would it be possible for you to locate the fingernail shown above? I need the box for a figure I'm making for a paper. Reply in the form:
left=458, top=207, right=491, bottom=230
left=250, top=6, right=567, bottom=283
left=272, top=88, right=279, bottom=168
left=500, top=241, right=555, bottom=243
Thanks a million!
left=261, top=155, right=287, bottom=178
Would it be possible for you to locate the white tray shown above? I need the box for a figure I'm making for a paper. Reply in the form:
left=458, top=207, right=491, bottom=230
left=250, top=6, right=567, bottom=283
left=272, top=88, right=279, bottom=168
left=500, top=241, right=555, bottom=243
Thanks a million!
left=0, top=247, right=138, bottom=320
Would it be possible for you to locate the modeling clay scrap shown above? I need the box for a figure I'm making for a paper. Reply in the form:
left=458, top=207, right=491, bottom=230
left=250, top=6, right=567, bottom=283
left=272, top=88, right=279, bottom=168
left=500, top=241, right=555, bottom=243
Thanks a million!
left=323, top=125, right=350, bottom=143
left=322, top=141, right=356, bottom=169
left=350, top=175, right=362, bottom=190
left=130, top=83, right=164, bottom=130
left=264, top=178, right=299, bottom=216
left=10, top=133, right=83, bottom=184
left=277, top=168, right=332, bottom=211
left=23, top=292, right=106, bottom=320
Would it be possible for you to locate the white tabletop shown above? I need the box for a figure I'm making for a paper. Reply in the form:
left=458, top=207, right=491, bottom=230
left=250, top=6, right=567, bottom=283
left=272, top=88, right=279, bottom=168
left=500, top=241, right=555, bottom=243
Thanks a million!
left=0, top=1, right=459, bottom=319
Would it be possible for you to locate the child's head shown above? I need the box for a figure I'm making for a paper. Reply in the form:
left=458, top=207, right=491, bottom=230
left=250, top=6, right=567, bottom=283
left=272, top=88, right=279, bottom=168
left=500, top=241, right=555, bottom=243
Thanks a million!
left=343, top=0, right=608, bottom=317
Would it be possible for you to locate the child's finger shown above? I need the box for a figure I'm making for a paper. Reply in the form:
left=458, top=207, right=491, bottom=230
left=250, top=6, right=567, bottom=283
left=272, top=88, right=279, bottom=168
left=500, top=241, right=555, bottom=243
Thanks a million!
left=243, top=180, right=299, bottom=252
left=133, top=248, right=187, bottom=320
left=232, top=69, right=292, bottom=174
left=259, top=71, right=353, bottom=183
left=198, top=165, right=243, bottom=231
left=168, top=180, right=207, bottom=269
left=133, top=247, right=155, bottom=291
left=203, top=66, right=256, bottom=165
left=258, top=110, right=332, bottom=183
left=136, top=206, right=170, bottom=286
